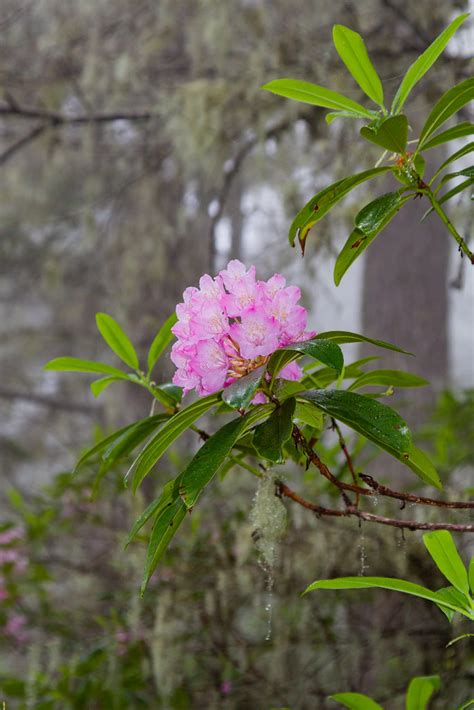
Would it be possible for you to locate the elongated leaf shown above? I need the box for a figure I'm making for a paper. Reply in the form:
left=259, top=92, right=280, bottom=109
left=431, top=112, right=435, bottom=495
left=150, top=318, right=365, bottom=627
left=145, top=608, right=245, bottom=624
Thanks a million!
left=262, top=78, right=374, bottom=117
left=96, top=313, right=139, bottom=370
left=332, top=25, right=384, bottom=107
left=304, top=577, right=469, bottom=616
left=147, top=312, right=178, bottom=375
left=330, top=692, right=382, bottom=710
left=44, top=357, right=128, bottom=378
left=141, top=490, right=187, bottom=594
left=431, top=142, right=474, bottom=183
left=435, top=586, right=468, bottom=622
left=288, top=167, right=393, bottom=251
left=325, top=110, right=365, bottom=124
left=179, top=405, right=271, bottom=508
left=348, top=369, right=429, bottom=391
left=423, top=530, right=470, bottom=596
left=391, top=14, right=469, bottom=113
left=361, top=115, right=408, bottom=153
left=90, top=376, right=122, bottom=397
left=469, top=558, right=474, bottom=594
left=421, top=122, right=474, bottom=151
left=438, top=177, right=474, bottom=206
left=316, top=330, right=412, bottom=355
left=403, top=444, right=442, bottom=490
left=268, top=338, right=344, bottom=379
left=126, top=479, right=176, bottom=547
left=74, top=414, right=168, bottom=474
left=222, top=365, right=266, bottom=410
left=436, top=166, right=474, bottom=192
left=406, top=676, right=440, bottom=710
left=129, top=393, right=220, bottom=492
left=253, top=398, right=296, bottom=463
left=299, top=389, right=411, bottom=458
left=334, top=193, right=410, bottom=285
left=419, top=77, right=474, bottom=148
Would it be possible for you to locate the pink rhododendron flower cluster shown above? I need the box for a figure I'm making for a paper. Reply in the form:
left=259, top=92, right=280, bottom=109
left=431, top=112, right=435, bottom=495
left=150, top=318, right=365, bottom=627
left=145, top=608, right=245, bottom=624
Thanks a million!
left=171, top=260, right=315, bottom=396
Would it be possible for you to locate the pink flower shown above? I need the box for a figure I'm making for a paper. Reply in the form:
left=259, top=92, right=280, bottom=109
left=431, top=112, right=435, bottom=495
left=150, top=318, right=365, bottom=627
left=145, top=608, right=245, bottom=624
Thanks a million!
left=4, top=614, right=27, bottom=642
left=171, top=260, right=315, bottom=398
left=0, top=528, right=23, bottom=545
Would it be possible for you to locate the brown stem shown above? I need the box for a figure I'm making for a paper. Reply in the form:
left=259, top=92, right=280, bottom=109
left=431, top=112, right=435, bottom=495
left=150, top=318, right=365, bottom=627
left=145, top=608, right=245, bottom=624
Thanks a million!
left=331, top=417, right=360, bottom=506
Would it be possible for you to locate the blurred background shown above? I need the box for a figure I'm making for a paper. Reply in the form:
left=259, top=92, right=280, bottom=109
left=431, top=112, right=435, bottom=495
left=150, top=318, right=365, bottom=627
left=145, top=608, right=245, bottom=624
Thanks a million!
left=0, top=0, right=473, bottom=707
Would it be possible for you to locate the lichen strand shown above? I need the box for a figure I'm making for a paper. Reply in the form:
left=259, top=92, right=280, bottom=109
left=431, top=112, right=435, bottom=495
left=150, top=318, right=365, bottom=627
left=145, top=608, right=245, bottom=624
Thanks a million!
left=250, top=473, right=287, bottom=569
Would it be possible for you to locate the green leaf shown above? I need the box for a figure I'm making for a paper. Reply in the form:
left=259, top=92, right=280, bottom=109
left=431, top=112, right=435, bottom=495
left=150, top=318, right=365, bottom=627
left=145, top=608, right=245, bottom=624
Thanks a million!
left=437, top=177, right=474, bottom=206
left=128, top=393, right=220, bottom=492
left=423, top=530, right=470, bottom=596
left=334, top=192, right=410, bottom=285
left=431, top=142, right=474, bottom=183
left=316, top=330, right=412, bottom=355
left=299, top=389, right=411, bottom=459
left=126, top=479, right=176, bottom=546
left=222, top=365, right=266, bottom=410
left=391, top=14, right=469, bottom=114
left=421, top=122, right=474, bottom=151
left=141, top=484, right=187, bottom=594
left=96, top=313, right=139, bottom=370
left=406, top=676, right=440, bottom=710
left=262, top=78, right=374, bottom=117
left=435, top=586, right=468, bottom=622
left=332, top=25, right=384, bottom=107
left=253, top=398, right=296, bottom=463
left=348, top=369, right=429, bottom=391
left=44, top=357, right=128, bottom=378
left=419, top=77, right=474, bottom=148
left=90, top=376, right=122, bottom=397
left=147, top=312, right=178, bottom=375
left=325, top=110, right=365, bottom=124
left=436, top=166, right=474, bottom=192
left=403, top=445, right=442, bottom=490
left=446, top=633, right=474, bottom=647
left=294, top=401, right=324, bottom=430
left=73, top=414, right=168, bottom=474
left=330, top=692, right=383, bottom=710
left=179, top=405, right=271, bottom=508
left=304, top=577, right=469, bottom=616
left=288, top=167, right=393, bottom=251
left=361, top=115, right=408, bottom=153
left=469, top=558, right=474, bottom=594
left=268, top=338, right=344, bottom=379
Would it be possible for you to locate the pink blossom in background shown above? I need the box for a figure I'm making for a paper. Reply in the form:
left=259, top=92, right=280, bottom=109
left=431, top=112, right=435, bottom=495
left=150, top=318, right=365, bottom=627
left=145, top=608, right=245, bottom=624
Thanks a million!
left=0, top=527, right=23, bottom=545
left=3, top=613, right=27, bottom=642
left=171, top=260, right=315, bottom=397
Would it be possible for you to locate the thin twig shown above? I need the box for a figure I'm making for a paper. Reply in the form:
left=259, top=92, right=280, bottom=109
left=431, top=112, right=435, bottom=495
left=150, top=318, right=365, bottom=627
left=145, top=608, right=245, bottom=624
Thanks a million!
left=0, top=123, right=47, bottom=166
left=331, top=417, right=360, bottom=506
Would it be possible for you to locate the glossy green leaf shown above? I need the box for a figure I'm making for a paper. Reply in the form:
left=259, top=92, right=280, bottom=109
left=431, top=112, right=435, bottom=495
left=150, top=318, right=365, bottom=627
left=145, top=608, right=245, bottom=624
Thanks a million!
left=288, top=167, right=393, bottom=251
left=268, top=338, right=344, bottom=379
left=129, top=393, right=220, bottom=492
left=147, top=312, right=178, bottom=375
left=406, top=676, right=440, bottom=710
left=348, top=369, right=429, bottom=391
left=141, top=485, right=187, bottom=594
left=315, top=330, right=412, bottom=355
left=334, top=192, right=410, bottom=285
left=222, top=365, right=266, bottom=410
left=294, top=401, right=324, bottom=429
left=253, top=398, right=296, bottom=463
left=96, top=313, right=139, bottom=370
left=403, top=445, right=442, bottom=490
left=332, top=25, right=384, bottom=107
left=361, top=115, right=408, bottom=153
left=438, top=177, right=474, bottom=206
left=423, top=530, right=470, bottom=596
left=44, top=357, right=128, bottom=378
left=391, top=14, right=469, bottom=114
left=419, top=77, right=474, bottom=148
left=325, top=110, right=365, bottom=124
left=435, top=586, right=469, bottom=622
left=469, top=558, right=474, bottom=594
left=90, top=376, right=122, bottom=397
left=330, top=692, right=382, bottom=710
left=421, top=122, right=474, bottom=151
left=304, top=577, right=469, bottom=616
left=179, top=405, right=271, bottom=508
left=299, top=389, right=411, bottom=458
left=431, top=142, right=474, bottom=183
left=436, top=166, right=474, bottom=192
left=262, top=78, right=374, bottom=117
